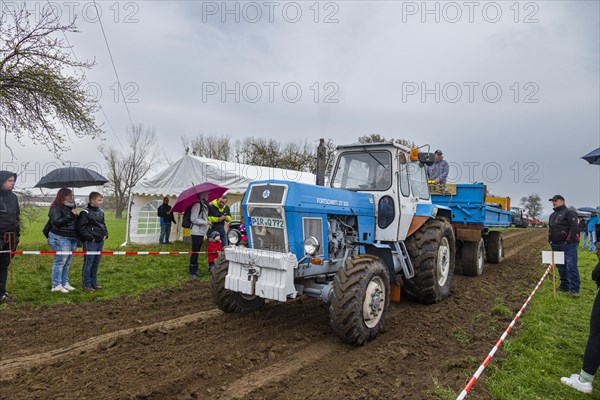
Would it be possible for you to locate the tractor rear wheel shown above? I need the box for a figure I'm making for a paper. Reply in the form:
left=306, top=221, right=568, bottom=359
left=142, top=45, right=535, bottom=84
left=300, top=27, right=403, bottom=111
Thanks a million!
left=404, top=219, right=455, bottom=304
left=210, top=253, right=265, bottom=313
left=329, top=255, right=390, bottom=346
left=485, top=231, right=504, bottom=264
left=462, top=238, right=485, bottom=276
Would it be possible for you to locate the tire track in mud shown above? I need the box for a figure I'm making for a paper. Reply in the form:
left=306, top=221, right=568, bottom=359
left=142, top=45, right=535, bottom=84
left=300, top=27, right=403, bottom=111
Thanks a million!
left=0, top=308, right=223, bottom=381
left=217, top=340, right=339, bottom=399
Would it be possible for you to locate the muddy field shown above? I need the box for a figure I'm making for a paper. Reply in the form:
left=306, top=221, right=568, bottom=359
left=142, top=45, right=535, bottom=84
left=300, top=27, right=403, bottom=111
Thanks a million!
left=0, top=229, right=549, bottom=400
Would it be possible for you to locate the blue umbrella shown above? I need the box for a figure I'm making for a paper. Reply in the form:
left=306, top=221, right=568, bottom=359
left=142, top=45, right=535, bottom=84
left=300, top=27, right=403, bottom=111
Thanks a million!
left=581, top=147, right=600, bottom=165
left=578, top=207, right=600, bottom=213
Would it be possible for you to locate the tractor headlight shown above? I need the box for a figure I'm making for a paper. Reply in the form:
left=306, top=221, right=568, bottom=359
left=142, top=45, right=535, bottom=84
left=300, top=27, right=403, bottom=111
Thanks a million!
left=228, top=229, right=241, bottom=245
left=303, top=236, right=320, bottom=256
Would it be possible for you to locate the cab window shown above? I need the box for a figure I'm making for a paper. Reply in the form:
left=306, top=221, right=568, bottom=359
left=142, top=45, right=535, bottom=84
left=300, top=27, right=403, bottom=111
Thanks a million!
left=407, top=161, right=430, bottom=200
left=331, top=151, right=392, bottom=191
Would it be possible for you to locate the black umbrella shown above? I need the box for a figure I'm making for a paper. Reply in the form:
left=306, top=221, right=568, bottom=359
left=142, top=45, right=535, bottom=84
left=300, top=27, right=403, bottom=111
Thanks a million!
left=34, top=167, right=109, bottom=189
left=581, top=147, right=600, bottom=166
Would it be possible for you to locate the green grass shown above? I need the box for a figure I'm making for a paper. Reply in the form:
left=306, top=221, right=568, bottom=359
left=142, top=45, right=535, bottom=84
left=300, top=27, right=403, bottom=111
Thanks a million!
left=485, top=247, right=600, bottom=400
left=2, top=206, right=208, bottom=306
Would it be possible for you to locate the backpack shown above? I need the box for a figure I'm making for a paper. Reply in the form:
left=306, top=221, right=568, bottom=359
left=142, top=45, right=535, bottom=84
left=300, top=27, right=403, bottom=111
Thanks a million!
left=42, top=218, right=52, bottom=238
left=181, top=203, right=195, bottom=229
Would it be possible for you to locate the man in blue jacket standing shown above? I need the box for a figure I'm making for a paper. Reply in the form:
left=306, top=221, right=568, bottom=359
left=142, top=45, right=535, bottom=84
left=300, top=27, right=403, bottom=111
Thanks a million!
left=426, top=149, right=449, bottom=184
left=588, top=212, right=600, bottom=252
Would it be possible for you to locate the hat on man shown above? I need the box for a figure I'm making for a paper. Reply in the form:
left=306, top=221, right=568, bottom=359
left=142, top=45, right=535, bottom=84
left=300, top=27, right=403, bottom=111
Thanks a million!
left=549, top=194, right=565, bottom=202
left=434, top=149, right=443, bottom=155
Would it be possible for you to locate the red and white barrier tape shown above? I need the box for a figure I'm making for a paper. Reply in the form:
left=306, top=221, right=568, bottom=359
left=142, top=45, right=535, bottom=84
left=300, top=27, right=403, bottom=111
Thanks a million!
left=1, top=250, right=206, bottom=256
left=456, top=263, right=553, bottom=400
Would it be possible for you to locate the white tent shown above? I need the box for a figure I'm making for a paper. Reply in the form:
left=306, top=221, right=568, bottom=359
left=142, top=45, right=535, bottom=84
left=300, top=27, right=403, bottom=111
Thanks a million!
left=126, top=155, right=316, bottom=244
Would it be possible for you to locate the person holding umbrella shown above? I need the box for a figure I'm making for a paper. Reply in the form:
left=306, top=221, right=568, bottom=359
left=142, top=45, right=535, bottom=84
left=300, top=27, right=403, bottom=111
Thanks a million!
left=171, top=182, right=227, bottom=278
left=48, top=188, right=79, bottom=293
left=189, top=192, right=210, bottom=278
left=0, top=171, right=20, bottom=303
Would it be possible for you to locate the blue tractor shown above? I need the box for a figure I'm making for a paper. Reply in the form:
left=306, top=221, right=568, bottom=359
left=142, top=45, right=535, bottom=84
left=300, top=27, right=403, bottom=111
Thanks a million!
left=211, top=142, right=508, bottom=345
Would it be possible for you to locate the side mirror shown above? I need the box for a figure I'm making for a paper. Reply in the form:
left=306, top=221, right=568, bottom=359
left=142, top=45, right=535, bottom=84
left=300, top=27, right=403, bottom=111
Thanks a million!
left=418, top=152, right=435, bottom=166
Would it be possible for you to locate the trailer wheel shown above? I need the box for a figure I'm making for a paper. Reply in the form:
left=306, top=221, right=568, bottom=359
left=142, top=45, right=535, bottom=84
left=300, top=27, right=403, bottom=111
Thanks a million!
left=404, top=219, right=455, bottom=304
left=462, top=238, right=485, bottom=276
left=329, top=254, right=390, bottom=346
left=485, top=231, right=504, bottom=264
left=210, top=253, right=265, bottom=313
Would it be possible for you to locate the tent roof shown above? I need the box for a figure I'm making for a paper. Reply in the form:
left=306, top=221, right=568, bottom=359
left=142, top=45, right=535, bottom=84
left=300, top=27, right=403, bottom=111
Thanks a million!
left=133, top=155, right=316, bottom=197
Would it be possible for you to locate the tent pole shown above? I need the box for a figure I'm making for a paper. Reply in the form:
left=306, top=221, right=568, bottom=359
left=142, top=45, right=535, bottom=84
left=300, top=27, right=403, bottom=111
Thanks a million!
left=122, top=192, right=133, bottom=247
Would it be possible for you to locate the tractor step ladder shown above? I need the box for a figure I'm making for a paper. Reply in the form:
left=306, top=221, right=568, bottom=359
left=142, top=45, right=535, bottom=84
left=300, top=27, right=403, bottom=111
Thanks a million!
left=393, top=242, right=415, bottom=279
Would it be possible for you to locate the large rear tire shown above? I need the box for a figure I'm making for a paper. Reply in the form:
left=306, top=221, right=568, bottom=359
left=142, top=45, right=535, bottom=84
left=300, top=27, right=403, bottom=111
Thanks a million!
left=485, top=231, right=504, bottom=264
left=462, top=238, right=485, bottom=276
left=210, top=253, right=265, bottom=313
left=404, top=219, right=455, bottom=304
left=329, top=255, right=390, bottom=346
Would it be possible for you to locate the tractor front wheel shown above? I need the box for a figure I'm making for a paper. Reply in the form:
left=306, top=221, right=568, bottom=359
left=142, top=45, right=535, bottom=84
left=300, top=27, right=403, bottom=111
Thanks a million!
left=329, top=255, right=390, bottom=346
left=210, top=253, right=265, bottom=313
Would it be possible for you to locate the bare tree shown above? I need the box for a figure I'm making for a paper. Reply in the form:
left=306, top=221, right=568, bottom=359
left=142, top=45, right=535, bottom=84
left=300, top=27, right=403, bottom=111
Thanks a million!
left=0, top=8, right=102, bottom=158
left=100, top=124, right=157, bottom=219
left=182, top=133, right=231, bottom=160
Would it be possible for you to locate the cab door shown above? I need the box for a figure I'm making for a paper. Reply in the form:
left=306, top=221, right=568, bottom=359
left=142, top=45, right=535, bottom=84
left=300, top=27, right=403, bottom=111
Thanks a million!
left=372, top=151, right=399, bottom=242
left=397, top=153, right=416, bottom=241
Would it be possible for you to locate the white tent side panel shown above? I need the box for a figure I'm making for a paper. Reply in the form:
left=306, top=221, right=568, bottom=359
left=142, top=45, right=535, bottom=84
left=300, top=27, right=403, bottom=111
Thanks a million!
left=128, top=194, right=182, bottom=244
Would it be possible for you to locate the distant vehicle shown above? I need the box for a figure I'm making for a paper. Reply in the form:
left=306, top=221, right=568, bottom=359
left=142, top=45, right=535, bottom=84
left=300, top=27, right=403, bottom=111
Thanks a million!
left=510, top=207, right=529, bottom=228
left=531, top=218, right=544, bottom=228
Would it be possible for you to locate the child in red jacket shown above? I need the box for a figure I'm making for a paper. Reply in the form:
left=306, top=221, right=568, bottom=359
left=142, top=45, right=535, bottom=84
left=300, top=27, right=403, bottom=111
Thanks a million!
left=207, top=230, right=223, bottom=272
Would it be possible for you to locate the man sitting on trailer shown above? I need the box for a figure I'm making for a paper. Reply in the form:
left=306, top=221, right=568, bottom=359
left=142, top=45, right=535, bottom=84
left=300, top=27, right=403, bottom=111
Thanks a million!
left=426, top=149, right=449, bottom=184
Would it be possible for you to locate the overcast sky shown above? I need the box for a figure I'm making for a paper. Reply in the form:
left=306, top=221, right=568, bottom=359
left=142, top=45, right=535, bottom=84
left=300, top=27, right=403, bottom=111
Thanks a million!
left=0, top=0, right=598, bottom=216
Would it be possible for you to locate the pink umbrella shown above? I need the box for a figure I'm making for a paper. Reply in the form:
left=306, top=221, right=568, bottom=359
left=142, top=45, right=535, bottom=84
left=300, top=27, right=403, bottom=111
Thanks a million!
left=171, top=183, right=228, bottom=213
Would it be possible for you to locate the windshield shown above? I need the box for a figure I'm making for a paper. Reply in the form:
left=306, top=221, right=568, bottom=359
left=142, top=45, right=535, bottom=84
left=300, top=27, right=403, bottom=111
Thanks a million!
left=331, top=150, right=391, bottom=190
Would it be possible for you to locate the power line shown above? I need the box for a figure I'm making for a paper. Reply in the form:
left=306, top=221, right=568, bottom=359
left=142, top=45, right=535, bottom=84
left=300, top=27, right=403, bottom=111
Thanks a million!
left=92, top=0, right=135, bottom=128
left=43, top=0, right=124, bottom=149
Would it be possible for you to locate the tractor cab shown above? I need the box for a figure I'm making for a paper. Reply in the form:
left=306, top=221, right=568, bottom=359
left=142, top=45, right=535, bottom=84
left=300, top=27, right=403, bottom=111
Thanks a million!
left=329, top=142, right=437, bottom=242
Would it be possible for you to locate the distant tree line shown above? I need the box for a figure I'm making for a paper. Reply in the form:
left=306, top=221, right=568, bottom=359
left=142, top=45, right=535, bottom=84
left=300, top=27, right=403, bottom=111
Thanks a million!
left=181, top=133, right=417, bottom=177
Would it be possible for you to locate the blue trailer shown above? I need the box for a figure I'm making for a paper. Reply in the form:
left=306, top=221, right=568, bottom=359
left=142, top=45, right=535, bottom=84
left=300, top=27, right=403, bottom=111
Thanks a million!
left=431, top=183, right=511, bottom=276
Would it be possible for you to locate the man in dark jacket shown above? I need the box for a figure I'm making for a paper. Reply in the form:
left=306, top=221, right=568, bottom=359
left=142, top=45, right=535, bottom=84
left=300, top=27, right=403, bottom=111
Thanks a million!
left=157, top=197, right=175, bottom=244
left=0, top=171, right=20, bottom=303
left=548, top=194, right=580, bottom=294
left=77, top=192, right=108, bottom=291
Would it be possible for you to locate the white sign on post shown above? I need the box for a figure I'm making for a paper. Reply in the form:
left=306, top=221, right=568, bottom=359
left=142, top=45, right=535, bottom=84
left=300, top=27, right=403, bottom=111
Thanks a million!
left=542, top=251, right=565, bottom=264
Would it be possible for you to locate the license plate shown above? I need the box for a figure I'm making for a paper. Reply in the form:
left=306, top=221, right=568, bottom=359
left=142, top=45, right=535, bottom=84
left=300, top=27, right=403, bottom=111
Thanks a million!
left=250, top=217, right=285, bottom=229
